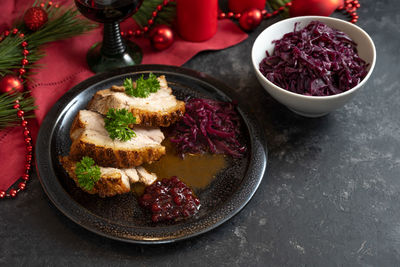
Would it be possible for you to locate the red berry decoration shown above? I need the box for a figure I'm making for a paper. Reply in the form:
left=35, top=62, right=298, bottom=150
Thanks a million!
left=139, top=176, right=201, bottom=223
left=9, top=189, right=17, bottom=198
left=24, top=7, right=48, bottom=31
left=0, top=74, right=24, bottom=94
left=18, top=182, right=26, bottom=190
left=149, top=24, right=174, bottom=51
left=239, top=8, right=263, bottom=31
left=290, top=0, right=344, bottom=17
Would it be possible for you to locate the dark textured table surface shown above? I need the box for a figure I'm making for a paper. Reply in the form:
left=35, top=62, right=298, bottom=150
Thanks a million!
left=2, top=0, right=400, bottom=266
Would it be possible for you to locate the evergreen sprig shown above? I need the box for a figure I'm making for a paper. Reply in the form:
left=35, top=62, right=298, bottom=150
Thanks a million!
left=267, top=0, right=292, bottom=17
left=0, top=1, right=97, bottom=128
left=0, top=92, right=36, bottom=128
left=133, top=0, right=176, bottom=28
left=0, top=1, right=97, bottom=78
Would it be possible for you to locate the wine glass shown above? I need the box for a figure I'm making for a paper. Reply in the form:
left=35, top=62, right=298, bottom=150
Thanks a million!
left=75, top=0, right=144, bottom=73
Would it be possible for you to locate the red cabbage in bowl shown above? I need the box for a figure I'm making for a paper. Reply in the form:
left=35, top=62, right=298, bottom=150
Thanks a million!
left=259, top=20, right=369, bottom=96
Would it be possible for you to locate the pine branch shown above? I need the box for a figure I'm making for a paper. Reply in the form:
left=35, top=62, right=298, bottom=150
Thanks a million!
left=0, top=2, right=97, bottom=78
left=0, top=1, right=97, bottom=128
left=0, top=92, right=36, bottom=129
left=133, top=0, right=176, bottom=28
left=267, top=0, right=291, bottom=17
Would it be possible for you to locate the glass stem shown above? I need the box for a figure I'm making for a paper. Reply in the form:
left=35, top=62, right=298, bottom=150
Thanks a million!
left=101, top=22, right=126, bottom=57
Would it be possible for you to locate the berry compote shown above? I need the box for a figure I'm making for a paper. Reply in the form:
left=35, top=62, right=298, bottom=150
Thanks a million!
left=139, top=176, right=201, bottom=223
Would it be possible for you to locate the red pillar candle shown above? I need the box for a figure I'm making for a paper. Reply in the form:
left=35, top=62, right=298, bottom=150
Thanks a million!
left=177, top=0, right=218, bottom=42
left=228, top=0, right=266, bottom=13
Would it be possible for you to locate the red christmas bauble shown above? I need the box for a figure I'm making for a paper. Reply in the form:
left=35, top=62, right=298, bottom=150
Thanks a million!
left=24, top=7, right=48, bottom=31
left=290, top=0, right=343, bottom=17
left=0, top=74, right=24, bottom=94
left=239, top=8, right=263, bottom=31
left=149, top=25, right=174, bottom=51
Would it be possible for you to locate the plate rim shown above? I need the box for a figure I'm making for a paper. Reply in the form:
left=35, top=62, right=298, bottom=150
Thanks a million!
left=35, top=64, right=267, bottom=244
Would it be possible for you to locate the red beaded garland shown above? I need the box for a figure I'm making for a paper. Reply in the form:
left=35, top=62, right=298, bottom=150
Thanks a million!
left=19, top=68, right=26, bottom=75
left=0, top=27, right=31, bottom=83
left=0, top=98, right=33, bottom=199
left=18, top=182, right=26, bottom=190
left=121, top=0, right=176, bottom=38
left=339, top=0, right=360, bottom=23
left=9, top=189, right=17, bottom=197
left=0, top=26, right=33, bottom=199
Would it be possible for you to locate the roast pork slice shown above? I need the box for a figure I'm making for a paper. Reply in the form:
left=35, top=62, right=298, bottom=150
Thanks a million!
left=69, top=110, right=166, bottom=168
left=87, top=75, right=185, bottom=127
left=59, top=156, right=157, bottom=198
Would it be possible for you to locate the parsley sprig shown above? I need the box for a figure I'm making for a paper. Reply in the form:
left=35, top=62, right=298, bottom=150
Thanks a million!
left=75, top=157, right=101, bottom=191
left=124, top=73, right=160, bottom=98
left=104, top=108, right=137, bottom=141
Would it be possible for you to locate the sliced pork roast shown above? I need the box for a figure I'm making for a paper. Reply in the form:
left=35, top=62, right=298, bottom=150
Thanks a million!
left=60, top=156, right=157, bottom=197
left=87, top=75, right=185, bottom=127
left=69, top=110, right=166, bottom=168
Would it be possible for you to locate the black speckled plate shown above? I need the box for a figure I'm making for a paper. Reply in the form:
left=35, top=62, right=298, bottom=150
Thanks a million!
left=35, top=65, right=267, bottom=244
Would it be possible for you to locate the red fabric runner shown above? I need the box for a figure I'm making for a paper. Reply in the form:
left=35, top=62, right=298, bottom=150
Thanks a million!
left=0, top=1, right=248, bottom=191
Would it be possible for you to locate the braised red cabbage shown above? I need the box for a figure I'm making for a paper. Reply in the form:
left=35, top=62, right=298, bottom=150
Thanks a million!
left=169, top=98, right=246, bottom=158
left=259, top=21, right=369, bottom=96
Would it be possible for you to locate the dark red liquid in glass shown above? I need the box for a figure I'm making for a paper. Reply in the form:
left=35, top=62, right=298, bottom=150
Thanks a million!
left=75, top=0, right=143, bottom=23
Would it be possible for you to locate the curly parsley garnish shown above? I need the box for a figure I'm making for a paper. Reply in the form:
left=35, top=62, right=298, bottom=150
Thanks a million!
left=104, top=108, right=136, bottom=141
left=75, top=157, right=101, bottom=191
left=124, top=73, right=160, bottom=98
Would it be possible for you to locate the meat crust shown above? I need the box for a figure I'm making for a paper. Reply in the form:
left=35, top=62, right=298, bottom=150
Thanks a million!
left=87, top=75, right=185, bottom=127
left=69, top=110, right=166, bottom=168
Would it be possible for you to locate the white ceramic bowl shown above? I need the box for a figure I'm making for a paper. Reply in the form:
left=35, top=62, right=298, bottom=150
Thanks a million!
left=251, top=16, right=376, bottom=117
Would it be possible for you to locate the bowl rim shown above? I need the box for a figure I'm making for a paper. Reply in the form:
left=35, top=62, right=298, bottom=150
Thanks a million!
left=251, top=16, right=377, bottom=101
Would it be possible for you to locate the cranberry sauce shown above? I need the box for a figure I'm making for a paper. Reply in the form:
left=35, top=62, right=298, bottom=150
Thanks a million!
left=139, top=176, right=201, bottom=223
